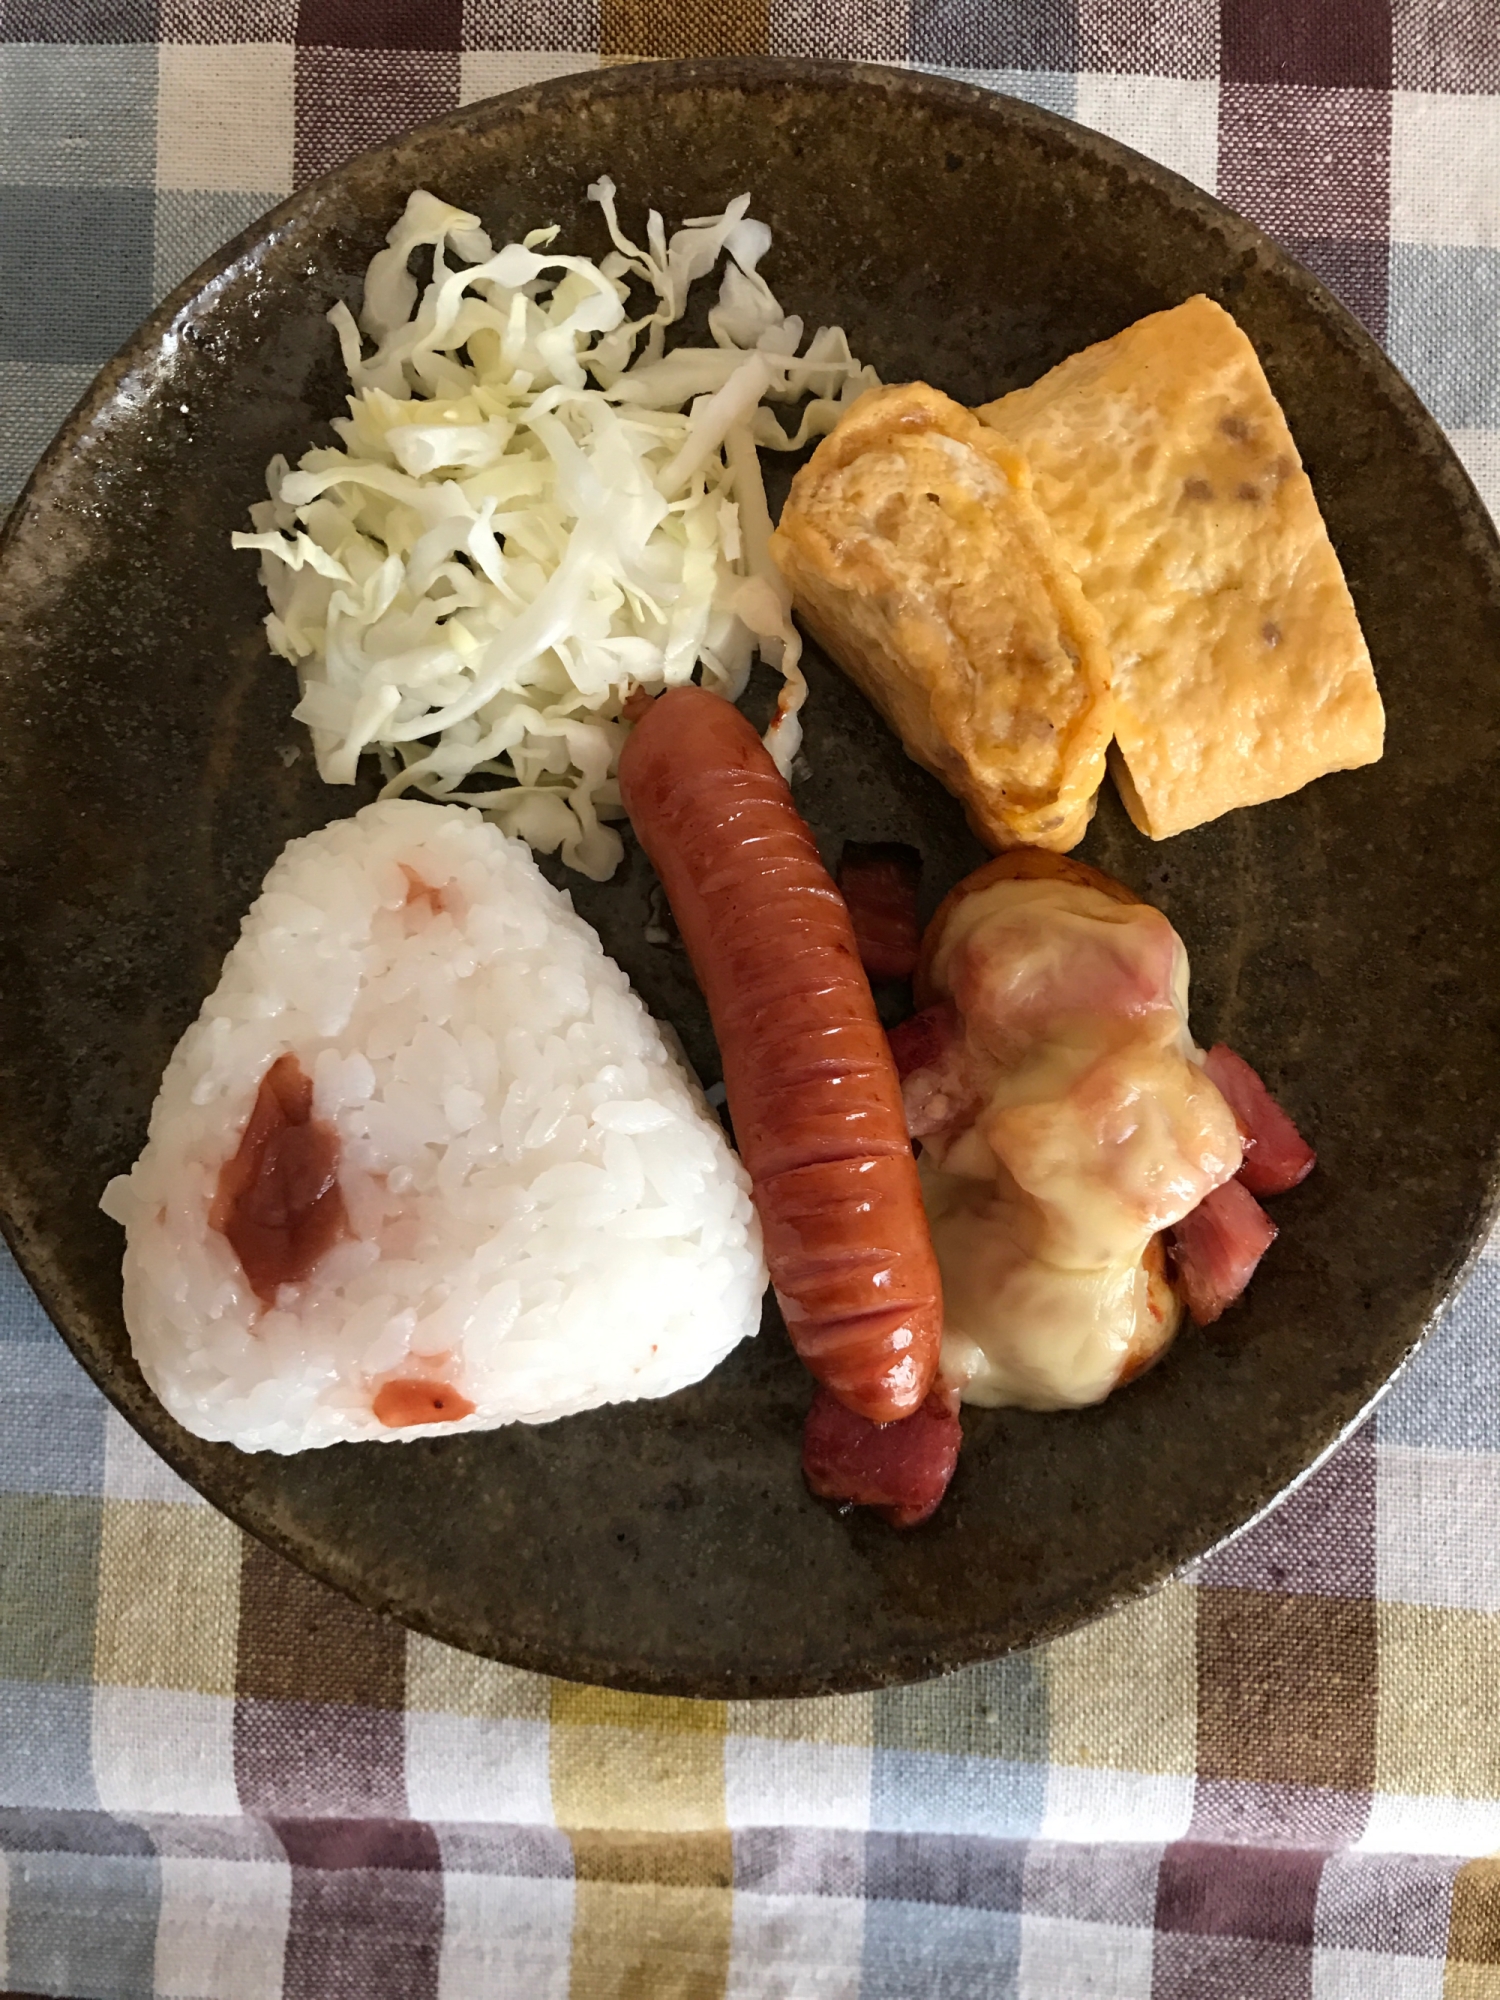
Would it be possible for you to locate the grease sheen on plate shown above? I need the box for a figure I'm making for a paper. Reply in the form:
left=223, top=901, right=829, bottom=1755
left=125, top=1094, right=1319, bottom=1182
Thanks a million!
left=2, top=59, right=1499, bottom=1696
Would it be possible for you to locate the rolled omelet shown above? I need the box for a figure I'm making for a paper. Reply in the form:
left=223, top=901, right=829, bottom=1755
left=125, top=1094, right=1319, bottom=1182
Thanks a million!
left=770, top=381, right=1114, bottom=852
left=976, top=295, right=1384, bottom=840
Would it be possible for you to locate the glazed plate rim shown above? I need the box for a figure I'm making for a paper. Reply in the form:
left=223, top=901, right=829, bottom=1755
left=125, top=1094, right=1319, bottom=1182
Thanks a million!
left=2, top=56, right=1497, bottom=1696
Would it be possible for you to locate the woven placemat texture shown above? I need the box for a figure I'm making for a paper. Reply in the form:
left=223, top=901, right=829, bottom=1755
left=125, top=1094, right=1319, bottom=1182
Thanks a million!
left=2, top=1, right=1500, bottom=1994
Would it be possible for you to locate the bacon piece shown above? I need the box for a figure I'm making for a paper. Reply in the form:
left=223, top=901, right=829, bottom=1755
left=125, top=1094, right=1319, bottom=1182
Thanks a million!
left=1168, top=1177, right=1278, bottom=1326
left=887, top=1002, right=977, bottom=1144
left=1203, top=1044, right=1317, bottom=1197
left=802, top=1381, right=962, bottom=1528
left=886, top=1001, right=959, bottom=1080
left=837, top=841, right=922, bottom=981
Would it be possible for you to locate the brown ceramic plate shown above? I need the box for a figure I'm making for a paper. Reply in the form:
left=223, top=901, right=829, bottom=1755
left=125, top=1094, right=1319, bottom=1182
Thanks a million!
left=2, top=60, right=1498, bottom=1697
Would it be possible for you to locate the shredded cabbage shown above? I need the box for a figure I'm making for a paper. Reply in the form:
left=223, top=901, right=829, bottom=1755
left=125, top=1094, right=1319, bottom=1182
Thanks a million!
left=234, top=182, right=880, bottom=879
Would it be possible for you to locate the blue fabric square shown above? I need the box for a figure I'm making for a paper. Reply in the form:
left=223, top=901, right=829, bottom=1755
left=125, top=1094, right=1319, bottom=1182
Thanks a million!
left=1377, top=1260, right=1500, bottom=1450
left=0, top=1240, right=64, bottom=1344
left=0, top=1681, right=100, bottom=1811
left=0, top=44, right=157, bottom=188
left=862, top=1898, right=1021, bottom=1999
left=1387, top=242, right=1500, bottom=428
left=6, top=1847, right=160, bottom=2000
left=0, top=184, right=155, bottom=364
left=0, top=358, right=97, bottom=511
left=152, top=186, right=282, bottom=301
left=0, top=1807, right=153, bottom=1856
left=0, top=1341, right=108, bottom=1496
left=909, top=0, right=1078, bottom=73
left=870, top=1750, right=1047, bottom=1839
left=909, top=61, right=1078, bottom=118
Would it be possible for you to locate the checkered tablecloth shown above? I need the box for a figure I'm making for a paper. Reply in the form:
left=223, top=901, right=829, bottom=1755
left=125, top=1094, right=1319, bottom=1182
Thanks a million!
left=3, top=2, right=1500, bottom=1995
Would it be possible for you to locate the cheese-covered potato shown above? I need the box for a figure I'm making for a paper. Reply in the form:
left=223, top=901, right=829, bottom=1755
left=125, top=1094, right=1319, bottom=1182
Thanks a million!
left=907, top=853, right=1242, bottom=1410
left=977, top=296, right=1385, bottom=840
left=770, top=382, right=1114, bottom=851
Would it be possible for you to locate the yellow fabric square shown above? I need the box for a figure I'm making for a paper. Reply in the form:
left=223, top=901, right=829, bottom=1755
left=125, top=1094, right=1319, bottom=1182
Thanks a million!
left=552, top=1687, right=726, bottom=1832
left=552, top=1686, right=727, bottom=1736
left=1446, top=1968, right=1500, bottom=1999
left=1451, top=1857, right=1500, bottom=1970
left=1045, top=1580, right=1197, bottom=1775
left=406, top=1633, right=550, bottom=1721
left=1378, top=1603, right=1500, bottom=1800
left=568, top=1881, right=732, bottom=2000
left=93, top=1499, right=240, bottom=1696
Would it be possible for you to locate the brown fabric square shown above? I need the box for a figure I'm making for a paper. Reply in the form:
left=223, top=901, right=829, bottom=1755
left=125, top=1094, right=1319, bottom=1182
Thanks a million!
left=463, top=0, right=601, bottom=48
left=1221, top=0, right=1392, bottom=89
left=600, top=0, right=768, bottom=58
left=1393, top=0, right=1500, bottom=91
left=235, top=1698, right=408, bottom=1816
left=236, top=1539, right=406, bottom=1709
left=276, top=1822, right=443, bottom=2000
left=277, top=1819, right=443, bottom=1870
left=1078, top=0, right=1217, bottom=80
left=298, top=0, right=463, bottom=49
left=0, top=0, right=158, bottom=37
left=1279, top=233, right=1388, bottom=341
left=162, top=0, right=299, bottom=36
left=1156, top=1840, right=1325, bottom=1943
left=294, top=44, right=461, bottom=184
left=1451, top=1859, right=1500, bottom=1968
left=1202, top=1423, right=1376, bottom=1597
left=1197, top=1588, right=1378, bottom=1794
left=1219, top=82, right=1391, bottom=240
left=769, top=0, right=909, bottom=63
left=1150, top=1933, right=1314, bottom=2000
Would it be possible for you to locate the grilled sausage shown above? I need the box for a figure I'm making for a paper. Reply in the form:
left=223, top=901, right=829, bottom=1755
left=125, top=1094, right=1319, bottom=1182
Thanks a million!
left=618, top=686, right=942, bottom=1422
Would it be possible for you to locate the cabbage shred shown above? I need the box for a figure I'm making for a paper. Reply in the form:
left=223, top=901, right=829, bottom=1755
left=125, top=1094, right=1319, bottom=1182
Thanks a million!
left=234, top=182, right=879, bottom=880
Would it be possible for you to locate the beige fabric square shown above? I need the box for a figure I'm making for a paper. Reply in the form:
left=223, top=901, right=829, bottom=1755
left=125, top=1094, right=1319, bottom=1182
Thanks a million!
left=406, top=1632, right=551, bottom=1720
left=1377, top=1602, right=1500, bottom=1801
left=93, top=1499, right=240, bottom=1696
left=92, top=1685, right=240, bottom=1816
left=1073, top=73, right=1219, bottom=193
left=154, top=1855, right=292, bottom=2000
left=1391, top=90, right=1500, bottom=250
left=727, top=1692, right=875, bottom=1746
left=1045, top=1579, right=1196, bottom=1775
left=156, top=43, right=295, bottom=195
left=1452, top=429, right=1500, bottom=532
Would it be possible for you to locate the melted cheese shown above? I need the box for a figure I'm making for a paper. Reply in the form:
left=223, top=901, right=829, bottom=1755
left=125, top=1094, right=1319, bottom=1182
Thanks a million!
left=922, top=1164, right=1164, bottom=1408
left=921, top=879, right=1240, bottom=1409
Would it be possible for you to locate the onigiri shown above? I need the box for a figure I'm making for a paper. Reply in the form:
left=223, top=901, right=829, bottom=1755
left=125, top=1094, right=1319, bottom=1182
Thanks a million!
left=101, top=800, right=765, bottom=1452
